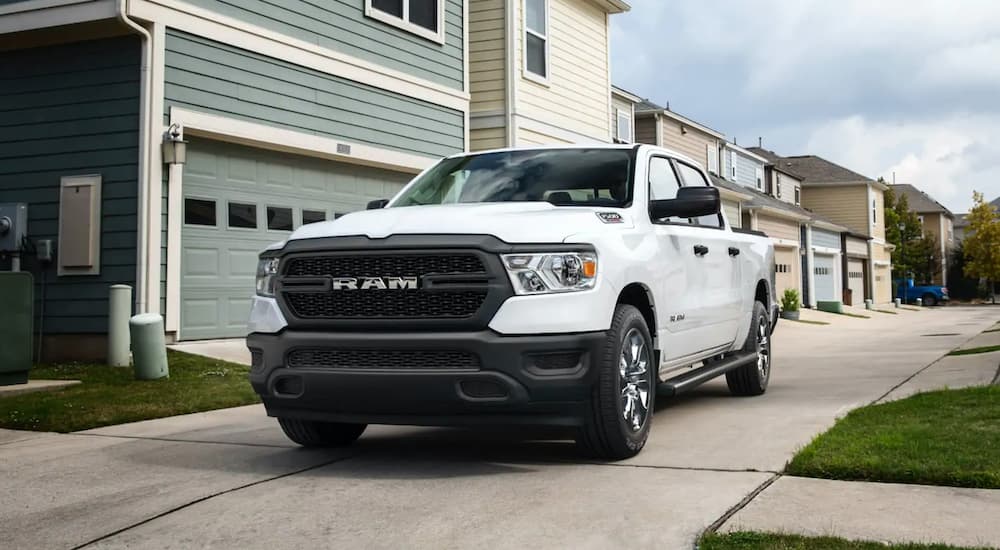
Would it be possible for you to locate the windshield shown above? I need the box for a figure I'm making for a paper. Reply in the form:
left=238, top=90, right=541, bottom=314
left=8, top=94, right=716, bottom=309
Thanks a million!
left=391, top=148, right=635, bottom=208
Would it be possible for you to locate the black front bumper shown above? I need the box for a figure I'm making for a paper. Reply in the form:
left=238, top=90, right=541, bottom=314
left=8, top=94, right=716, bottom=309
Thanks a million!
left=247, top=330, right=606, bottom=427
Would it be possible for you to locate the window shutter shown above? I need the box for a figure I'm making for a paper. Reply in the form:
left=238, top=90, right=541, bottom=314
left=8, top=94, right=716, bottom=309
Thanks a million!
left=730, top=150, right=737, bottom=180
left=707, top=145, right=719, bottom=175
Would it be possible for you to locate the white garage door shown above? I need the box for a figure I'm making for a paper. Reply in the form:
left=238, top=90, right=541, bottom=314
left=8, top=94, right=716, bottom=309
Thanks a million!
left=847, top=258, right=865, bottom=305
left=179, top=139, right=412, bottom=340
left=813, top=253, right=837, bottom=302
left=774, top=246, right=799, bottom=304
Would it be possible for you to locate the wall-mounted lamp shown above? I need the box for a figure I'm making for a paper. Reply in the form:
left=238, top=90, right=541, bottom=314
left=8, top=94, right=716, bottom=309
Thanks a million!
left=680, top=125, right=688, bottom=135
left=162, top=123, right=187, bottom=165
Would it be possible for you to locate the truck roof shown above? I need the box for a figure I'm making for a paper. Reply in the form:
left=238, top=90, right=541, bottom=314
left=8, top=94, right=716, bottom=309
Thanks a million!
left=443, top=144, right=705, bottom=172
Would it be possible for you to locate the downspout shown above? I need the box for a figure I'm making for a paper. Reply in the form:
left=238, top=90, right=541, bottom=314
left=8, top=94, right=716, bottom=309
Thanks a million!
left=117, top=0, right=153, bottom=314
left=504, top=0, right=518, bottom=146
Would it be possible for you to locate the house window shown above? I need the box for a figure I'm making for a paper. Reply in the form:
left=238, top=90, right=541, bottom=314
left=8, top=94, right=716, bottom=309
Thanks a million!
left=302, top=210, right=326, bottom=225
left=729, top=150, right=737, bottom=180
left=872, top=198, right=877, bottom=224
left=524, top=0, right=548, bottom=80
left=615, top=109, right=633, bottom=143
left=365, top=0, right=445, bottom=44
left=755, top=167, right=763, bottom=191
left=794, top=186, right=800, bottom=205
left=707, top=145, right=719, bottom=175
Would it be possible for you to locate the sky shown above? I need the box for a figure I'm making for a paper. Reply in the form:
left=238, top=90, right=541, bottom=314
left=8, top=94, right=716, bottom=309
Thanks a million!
left=609, top=0, right=1000, bottom=213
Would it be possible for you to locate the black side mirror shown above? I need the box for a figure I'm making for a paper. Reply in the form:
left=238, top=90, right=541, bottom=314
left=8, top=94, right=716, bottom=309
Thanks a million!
left=366, top=199, right=389, bottom=210
left=650, top=186, right=720, bottom=220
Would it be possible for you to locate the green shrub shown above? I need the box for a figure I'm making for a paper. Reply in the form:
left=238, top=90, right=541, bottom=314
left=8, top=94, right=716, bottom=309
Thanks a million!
left=781, top=288, right=800, bottom=312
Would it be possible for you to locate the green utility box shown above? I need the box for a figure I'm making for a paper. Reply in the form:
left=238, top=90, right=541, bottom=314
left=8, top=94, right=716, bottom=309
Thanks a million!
left=0, top=272, right=33, bottom=385
left=816, top=300, right=844, bottom=314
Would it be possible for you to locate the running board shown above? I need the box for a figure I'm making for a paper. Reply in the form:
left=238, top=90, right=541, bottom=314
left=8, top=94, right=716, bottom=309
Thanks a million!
left=657, top=351, right=758, bottom=397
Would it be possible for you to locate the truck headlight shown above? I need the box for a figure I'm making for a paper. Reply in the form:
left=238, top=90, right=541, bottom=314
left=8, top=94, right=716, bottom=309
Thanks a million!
left=502, top=252, right=597, bottom=295
left=255, top=257, right=280, bottom=297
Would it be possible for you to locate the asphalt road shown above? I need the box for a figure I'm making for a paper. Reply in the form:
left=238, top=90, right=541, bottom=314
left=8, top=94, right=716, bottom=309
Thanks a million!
left=2, top=306, right=997, bottom=549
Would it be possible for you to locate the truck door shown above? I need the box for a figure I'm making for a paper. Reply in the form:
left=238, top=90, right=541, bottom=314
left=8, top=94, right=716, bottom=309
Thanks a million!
left=647, top=156, right=733, bottom=361
left=673, top=160, right=743, bottom=349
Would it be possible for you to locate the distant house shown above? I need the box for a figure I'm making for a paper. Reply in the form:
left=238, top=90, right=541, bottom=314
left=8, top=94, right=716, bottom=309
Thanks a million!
left=467, top=0, right=631, bottom=150
left=757, top=153, right=893, bottom=305
left=611, top=86, right=642, bottom=143
left=889, top=184, right=955, bottom=285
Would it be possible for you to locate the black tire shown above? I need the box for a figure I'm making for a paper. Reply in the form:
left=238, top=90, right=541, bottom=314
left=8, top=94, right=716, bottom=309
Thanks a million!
left=922, top=293, right=937, bottom=307
left=277, top=418, right=367, bottom=448
left=726, top=301, right=771, bottom=397
left=577, top=304, right=656, bottom=460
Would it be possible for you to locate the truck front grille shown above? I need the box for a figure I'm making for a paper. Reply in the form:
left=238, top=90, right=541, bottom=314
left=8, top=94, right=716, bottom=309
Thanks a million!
left=284, top=254, right=485, bottom=278
left=284, top=289, right=488, bottom=319
left=286, top=349, right=480, bottom=370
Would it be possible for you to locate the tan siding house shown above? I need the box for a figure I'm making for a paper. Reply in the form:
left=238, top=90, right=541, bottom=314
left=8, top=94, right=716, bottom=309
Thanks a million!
left=799, top=185, right=870, bottom=235
left=890, top=183, right=956, bottom=285
left=468, top=0, right=630, bottom=150
left=634, top=104, right=723, bottom=173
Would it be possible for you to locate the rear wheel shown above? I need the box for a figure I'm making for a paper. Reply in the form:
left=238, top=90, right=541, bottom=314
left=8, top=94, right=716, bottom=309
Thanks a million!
left=726, top=301, right=771, bottom=396
left=922, top=293, right=937, bottom=307
left=577, top=304, right=655, bottom=460
left=277, top=418, right=366, bottom=447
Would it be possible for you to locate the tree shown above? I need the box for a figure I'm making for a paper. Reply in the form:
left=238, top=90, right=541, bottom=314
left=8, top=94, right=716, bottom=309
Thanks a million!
left=962, top=191, right=1000, bottom=302
left=884, top=185, right=938, bottom=283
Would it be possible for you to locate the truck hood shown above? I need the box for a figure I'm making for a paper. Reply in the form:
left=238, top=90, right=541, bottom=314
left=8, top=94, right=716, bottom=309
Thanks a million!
left=283, top=203, right=633, bottom=245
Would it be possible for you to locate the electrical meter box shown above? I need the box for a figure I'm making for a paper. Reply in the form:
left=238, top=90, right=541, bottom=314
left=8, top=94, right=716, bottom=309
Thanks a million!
left=0, top=203, right=27, bottom=252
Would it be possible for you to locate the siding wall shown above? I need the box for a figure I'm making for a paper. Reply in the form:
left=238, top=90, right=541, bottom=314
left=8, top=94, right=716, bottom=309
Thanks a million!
left=812, top=227, right=841, bottom=249
left=871, top=186, right=886, bottom=241
left=801, top=185, right=869, bottom=236
left=722, top=199, right=741, bottom=229
left=178, top=0, right=465, bottom=90
left=845, top=236, right=869, bottom=257
left=774, top=172, right=802, bottom=205
left=659, top=116, right=717, bottom=170
left=517, top=126, right=573, bottom=146
left=469, top=0, right=506, bottom=115
left=873, top=242, right=892, bottom=303
left=164, top=30, right=465, bottom=159
left=0, top=36, right=140, bottom=334
left=723, top=147, right=763, bottom=191
left=757, top=214, right=800, bottom=242
left=635, top=115, right=657, bottom=146
left=470, top=126, right=507, bottom=150
left=516, top=0, right=611, bottom=141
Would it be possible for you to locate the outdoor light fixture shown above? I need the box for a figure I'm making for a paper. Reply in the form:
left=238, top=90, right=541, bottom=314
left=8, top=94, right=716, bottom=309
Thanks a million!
left=162, top=123, right=187, bottom=165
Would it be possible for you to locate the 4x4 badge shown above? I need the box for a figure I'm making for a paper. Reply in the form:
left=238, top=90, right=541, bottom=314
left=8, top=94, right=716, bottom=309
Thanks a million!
left=596, top=212, right=624, bottom=224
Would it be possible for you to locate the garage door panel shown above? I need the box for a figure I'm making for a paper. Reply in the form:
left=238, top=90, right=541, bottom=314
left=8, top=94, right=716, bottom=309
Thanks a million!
left=774, top=247, right=799, bottom=301
left=814, top=254, right=837, bottom=302
left=179, top=138, right=414, bottom=340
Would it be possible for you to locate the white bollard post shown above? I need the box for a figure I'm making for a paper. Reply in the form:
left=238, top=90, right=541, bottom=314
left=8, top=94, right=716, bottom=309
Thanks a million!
left=108, top=285, right=132, bottom=367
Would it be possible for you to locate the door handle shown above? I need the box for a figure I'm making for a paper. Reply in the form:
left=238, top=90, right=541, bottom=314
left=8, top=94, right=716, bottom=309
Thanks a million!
left=693, top=245, right=709, bottom=256
left=728, top=247, right=740, bottom=257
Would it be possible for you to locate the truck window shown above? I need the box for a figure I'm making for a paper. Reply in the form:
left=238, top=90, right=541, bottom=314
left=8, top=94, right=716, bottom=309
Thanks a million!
left=648, top=156, right=685, bottom=224
left=675, top=161, right=723, bottom=229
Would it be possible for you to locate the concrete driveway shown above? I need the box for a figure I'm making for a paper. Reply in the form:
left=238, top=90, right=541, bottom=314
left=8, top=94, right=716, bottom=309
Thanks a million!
left=2, top=306, right=997, bottom=549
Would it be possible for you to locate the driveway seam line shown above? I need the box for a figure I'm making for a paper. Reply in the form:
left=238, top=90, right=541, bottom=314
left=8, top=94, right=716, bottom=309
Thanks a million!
left=872, top=327, right=988, bottom=405
left=70, top=453, right=360, bottom=549
left=72, top=432, right=292, bottom=448
left=587, top=462, right=780, bottom=475
left=700, top=472, right=782, bottom=542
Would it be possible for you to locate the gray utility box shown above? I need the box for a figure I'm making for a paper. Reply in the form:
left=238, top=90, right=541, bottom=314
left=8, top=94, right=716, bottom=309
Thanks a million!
left=0, top=203, right=28, bottom=252
left=0, top=272, right=33, bottom=385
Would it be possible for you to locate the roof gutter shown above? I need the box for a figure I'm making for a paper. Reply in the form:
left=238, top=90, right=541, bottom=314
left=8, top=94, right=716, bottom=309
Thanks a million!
left=117, top=0, right=153, bottom=314
left=744, top=204, right=810, bottom=222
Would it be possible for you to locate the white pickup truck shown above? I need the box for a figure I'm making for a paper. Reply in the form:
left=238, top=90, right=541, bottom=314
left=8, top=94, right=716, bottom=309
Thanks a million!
left=247, top=145, right=777, bottom=459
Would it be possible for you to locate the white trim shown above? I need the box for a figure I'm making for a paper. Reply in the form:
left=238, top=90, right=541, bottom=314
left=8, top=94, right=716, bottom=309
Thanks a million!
left=804, top=224, right=816, bottom=308
left=170, top=108, right=437, bottom=173
left=615, top=108, right=633, bottom=143
left=771, top=238, right=800, bottom=249
left=605, top=11, right=613, bottom=142
left=145, top=20, right=166, bottom=316
left=654, top=113, right=663, bottom=147
left=364, top=0, right=446, bottom=45
left=611, top=86, right=642, bottom=104
left=128, top=0, right=469, bottom=112
left=504, top=0, right=517, bottom=146
left=165, top=162, right=183, bottom=333
left=515, top=114, right=608, bottom=144
left=723, top=141, right=769, bottom=165
left=811, top=245, right=841, bottom=255
left=463, top=0, right=469, bottom=150
left=521, top=0, right=550, bottom=84
left=0, top=0, right=114, bottom=33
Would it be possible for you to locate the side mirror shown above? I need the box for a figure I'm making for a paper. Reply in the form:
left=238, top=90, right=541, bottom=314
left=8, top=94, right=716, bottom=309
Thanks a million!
left=650, top=186, right=720, bottom=220
left=366, top=199, right=389, bottom=210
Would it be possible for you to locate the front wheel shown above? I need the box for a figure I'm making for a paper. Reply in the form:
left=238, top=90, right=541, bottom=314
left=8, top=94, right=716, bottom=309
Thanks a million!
left=922, top=293, right=937, bottom=307
left=277, top=418, right=366, bottom=448
left=726, top=301, right=771, bottom=396
left=577, top=304, right=655, bottom=460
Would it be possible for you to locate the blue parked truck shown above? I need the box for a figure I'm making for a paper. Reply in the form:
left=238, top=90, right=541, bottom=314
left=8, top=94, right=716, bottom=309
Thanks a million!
left=896, top=279, right=949, bottom=306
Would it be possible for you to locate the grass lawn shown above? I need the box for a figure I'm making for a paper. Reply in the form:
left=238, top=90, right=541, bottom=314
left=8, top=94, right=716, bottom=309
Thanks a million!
left=787, top=386, right=1000, bottom=489
left=948, top=345, right=1000, bottom=356
left=0, top=350, right=259, bottom=433
left=701, top=532, right=988, bottom=550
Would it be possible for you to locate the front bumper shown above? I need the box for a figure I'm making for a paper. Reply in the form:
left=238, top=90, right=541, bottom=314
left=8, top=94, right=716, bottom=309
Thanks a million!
left=247, top=329, right=606, bottom=427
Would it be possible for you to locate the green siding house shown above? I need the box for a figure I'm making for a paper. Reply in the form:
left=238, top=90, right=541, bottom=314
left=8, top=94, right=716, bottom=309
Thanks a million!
left=0, top=0, right=468, bottom=358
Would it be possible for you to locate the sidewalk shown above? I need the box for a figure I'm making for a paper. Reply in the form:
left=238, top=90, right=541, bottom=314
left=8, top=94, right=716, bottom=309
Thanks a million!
left=720, top=476, right=1000, bottom=548
left=717, top=323, right=1000, bottom=549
